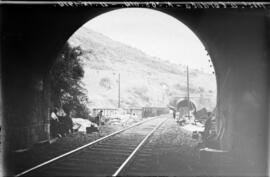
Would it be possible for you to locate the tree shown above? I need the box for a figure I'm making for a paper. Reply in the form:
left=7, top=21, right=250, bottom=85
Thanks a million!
left=49, top=43, right=90, bottom=118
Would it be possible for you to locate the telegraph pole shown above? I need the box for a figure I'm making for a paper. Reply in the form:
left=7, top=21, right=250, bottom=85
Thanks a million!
left=118, top=73, right=120, bottom=108
left=187, top=66, right=190, bottom=118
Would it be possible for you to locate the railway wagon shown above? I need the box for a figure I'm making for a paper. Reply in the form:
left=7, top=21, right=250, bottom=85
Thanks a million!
left=142, top=107, right=169, bottom=118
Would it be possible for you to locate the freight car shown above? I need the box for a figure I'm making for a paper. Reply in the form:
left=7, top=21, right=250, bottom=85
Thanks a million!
left=142, top=107, right=169, bottom=118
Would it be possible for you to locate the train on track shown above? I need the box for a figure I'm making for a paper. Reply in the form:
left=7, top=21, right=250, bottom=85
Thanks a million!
left=93, top=107, right=170, bottom=119
left=142, top=107, right=170, bottom=118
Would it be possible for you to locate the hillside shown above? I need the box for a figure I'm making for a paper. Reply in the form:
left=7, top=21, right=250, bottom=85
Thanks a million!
left=68, top=27, right=216, bottom=111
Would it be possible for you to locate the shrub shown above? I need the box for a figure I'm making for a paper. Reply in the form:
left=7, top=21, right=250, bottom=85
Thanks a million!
left=49, top=43, right=90, bottom=118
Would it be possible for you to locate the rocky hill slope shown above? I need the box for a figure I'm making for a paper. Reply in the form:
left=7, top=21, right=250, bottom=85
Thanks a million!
left=68, top=27, right=216, bottom=111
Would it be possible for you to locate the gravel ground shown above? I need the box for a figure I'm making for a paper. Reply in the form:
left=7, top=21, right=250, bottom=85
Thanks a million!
left=124, top=118, right=207, bottom=176
left=11, top=118, right=142, bottom=175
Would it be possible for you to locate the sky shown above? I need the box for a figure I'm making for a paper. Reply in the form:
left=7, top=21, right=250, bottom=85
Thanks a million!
left=84, top=8, right=214, bottom=73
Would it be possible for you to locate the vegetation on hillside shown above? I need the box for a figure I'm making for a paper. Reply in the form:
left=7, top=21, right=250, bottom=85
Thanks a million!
left=49, top=43, right=90, bottom=117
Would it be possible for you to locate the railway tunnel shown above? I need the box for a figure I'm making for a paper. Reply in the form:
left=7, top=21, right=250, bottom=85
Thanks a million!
left=1, top=4, right=269, bottom=176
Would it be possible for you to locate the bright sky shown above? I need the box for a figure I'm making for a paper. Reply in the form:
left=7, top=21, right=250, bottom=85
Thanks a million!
left=84, top=8, right=214, bottom=73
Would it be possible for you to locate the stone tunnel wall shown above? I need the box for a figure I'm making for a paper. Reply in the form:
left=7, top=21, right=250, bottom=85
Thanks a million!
left=163, top=9, right=269, bottom=175
left=198, top=11, right=268, bottom=175
left=4, top=73, right=51, bottom=151
left=1, top=5, right=269, bottom=176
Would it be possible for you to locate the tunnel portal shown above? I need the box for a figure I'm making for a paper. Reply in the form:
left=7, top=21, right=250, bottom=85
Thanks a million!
left=1, top=4, right=269, bottom=176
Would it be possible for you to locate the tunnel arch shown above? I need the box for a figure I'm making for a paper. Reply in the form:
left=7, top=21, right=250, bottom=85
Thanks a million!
left=51, top=8, right=219, bottom=74
left=3, top=5, right=269, bottom=176
left=43, top=9, right=269, bottom=176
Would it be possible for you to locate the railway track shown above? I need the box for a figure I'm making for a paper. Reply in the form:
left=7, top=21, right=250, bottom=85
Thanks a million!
left=16, top=116, right=168, bottom=177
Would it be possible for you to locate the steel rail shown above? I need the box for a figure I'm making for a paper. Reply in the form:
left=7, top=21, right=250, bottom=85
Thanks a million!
left=112, top=117, right=168, bottom=176
left=15, top=116, right=162, bottom=177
